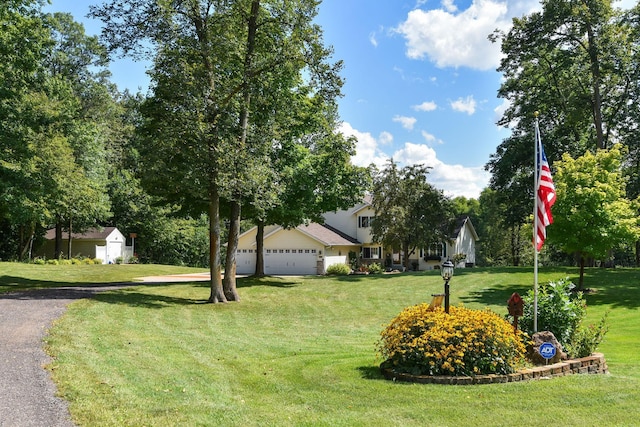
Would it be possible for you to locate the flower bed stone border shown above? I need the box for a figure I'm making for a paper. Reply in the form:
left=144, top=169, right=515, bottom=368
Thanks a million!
left=380, top=353, right=608, bottom=385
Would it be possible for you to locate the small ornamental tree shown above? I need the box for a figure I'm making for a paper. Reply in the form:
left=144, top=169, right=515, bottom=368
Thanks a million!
left=378, top=305, right=527, bottom=376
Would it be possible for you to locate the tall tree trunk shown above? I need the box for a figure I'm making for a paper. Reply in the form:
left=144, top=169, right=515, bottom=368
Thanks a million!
left=223, top=200, right=241, bottom=301
left=66, top=218, right=72, bottom=260
left=587, top=23, right=606, bottom=150
left=255, top=220, right=265, bottom=276
left=510, top=226, right=520, bottom=266
left=54, top=221, right=63, bottom=259
left=18, top=223, right=35, bottom=261
left=208, top=185, right=227, bottom=303
left=220, top=0, right=260, bottom=298
left=578, top=255, right=586, bottom=291
left=402, top=241, right=410, bottom=270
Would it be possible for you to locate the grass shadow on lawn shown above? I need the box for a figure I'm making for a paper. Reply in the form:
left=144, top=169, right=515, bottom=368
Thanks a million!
left=357, top=365, right=386, bottom=381
left=91, top=289, right=205, bottom=308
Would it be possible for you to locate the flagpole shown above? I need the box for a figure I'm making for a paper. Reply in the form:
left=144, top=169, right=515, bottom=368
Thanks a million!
left=533, top=112, right=540, bottom=333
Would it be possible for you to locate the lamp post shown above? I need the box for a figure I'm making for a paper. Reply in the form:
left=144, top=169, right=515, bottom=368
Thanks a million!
left=441, top=260, right=454, bottom=314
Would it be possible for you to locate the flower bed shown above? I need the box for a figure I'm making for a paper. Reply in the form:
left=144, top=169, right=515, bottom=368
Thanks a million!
left=380, top=353, right=608, bottom=385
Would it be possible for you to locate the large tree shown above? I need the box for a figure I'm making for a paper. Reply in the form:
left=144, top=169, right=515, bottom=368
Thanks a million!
left=487, top=0, right=636, bottom=261
left=549, top=147, right=640, bottom=289
left=92, top=0, right=344, bottom=302
left=370, top=159, right=454, bottom=270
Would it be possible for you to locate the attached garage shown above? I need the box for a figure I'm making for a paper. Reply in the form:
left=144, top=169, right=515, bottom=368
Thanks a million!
left=264, top=248, right=318, bottom=275
left=235, top=223, right=360, bottom=276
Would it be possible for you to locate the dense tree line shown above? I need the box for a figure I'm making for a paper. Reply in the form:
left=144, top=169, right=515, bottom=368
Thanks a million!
left=0, top=1, right=369, bottom=302
left=484, top=0, right=640, bottom=267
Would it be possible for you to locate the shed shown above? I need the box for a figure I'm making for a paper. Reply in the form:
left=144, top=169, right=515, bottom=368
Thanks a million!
left=38, top=227, right=131, bottom=264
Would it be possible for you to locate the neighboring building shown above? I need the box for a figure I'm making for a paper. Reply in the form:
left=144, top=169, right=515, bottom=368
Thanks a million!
left=37, top=227, right=133, bottom=264
left=236, top=197, right=478, bottom=275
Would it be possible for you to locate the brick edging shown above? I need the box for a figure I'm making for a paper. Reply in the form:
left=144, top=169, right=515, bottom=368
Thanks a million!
left=380, top=353, right=608, bottom=385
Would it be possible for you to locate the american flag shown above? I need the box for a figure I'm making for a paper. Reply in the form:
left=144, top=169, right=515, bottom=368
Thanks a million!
left=535, top=128, right=556, bottom=251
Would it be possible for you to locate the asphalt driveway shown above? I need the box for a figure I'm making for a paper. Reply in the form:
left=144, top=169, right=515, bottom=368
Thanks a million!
left=0, top=285, right=136, bottom=427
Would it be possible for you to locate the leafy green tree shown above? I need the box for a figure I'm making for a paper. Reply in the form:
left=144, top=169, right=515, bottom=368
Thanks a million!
left=549, top=147, right=640, bottom=289
left=474, top=188, right=511, bottom=266
left=370, top=159, right=454, bottom=270
left=93, top=0, right=347, bottom=302
left=0, top=0, right=53, bottom=259
left=487, top=0, right=636, bottom=258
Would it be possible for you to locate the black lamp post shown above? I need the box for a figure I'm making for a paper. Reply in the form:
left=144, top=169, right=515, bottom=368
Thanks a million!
left=441, top=260, right=454, bottom=314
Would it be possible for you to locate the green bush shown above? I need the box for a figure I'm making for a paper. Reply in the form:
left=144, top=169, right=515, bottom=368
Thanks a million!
left=46, top=259, right=59, bottom=265
left=368, top=262, right=383, bottom=274
left=565, top=311, right=609, bottom=358
left=32, top=257, right=46, bottom=265
left=378, top=305, right=528, bottom=376
left=520, top=278, right=586, bottom=347
left=326, top=263, right=351, bottom=276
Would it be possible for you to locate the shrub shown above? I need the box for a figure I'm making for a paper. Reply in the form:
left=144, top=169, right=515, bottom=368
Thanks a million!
left=520, top=278, right=586, bottom=347
left=46, top=259, right=59, bottom=265
left=368, top=262, right=383, bottom=274
left=565, top=311, right=610, bottom=358
left=93, top=259, right=103, bottom=265
left=326, top=263, right=351, bottom=276
left=32, top=257, right=46, bottom=265
left=71, top=258, right=83, bottom=265
left=378, top=305, right=527, bottom=376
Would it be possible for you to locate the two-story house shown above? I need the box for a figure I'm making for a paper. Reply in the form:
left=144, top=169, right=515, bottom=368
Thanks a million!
left=235, top=196, right=478, bottom=275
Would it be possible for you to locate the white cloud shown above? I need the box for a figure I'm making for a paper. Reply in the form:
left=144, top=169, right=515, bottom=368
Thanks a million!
left=451, top=96, right=477, bottom=115
left=339, top=122, right=388, bottom=168
left=393, top=142, right=490, bottom=198
left=379, top=131, right=394, bottom=145
left=395, top=0, right=514, bottom=70
left=442, top=0, right=457, bottom=13
left=421, top=130, right=443, bottom=145
left=413, top=101, right=438, bottom=112
left=340, top=122, right=489, bottom=198
left=369, top=32, right=378, bottom=47
left=393, top=115, right=417, bottom=130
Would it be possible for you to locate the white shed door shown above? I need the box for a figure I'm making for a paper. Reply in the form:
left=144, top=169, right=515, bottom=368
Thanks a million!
left=107, top=241, right=123, bottom=264
left=265, top=249, right=317, bottom=275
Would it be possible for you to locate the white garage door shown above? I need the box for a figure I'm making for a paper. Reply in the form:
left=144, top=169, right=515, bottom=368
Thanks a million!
left=265, top=248, right=318, bottom=275
left=236, top=249, right=257, bottom=275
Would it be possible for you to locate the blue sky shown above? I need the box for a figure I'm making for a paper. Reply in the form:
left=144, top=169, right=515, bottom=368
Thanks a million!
left=44, top=0, right=636, bottom=199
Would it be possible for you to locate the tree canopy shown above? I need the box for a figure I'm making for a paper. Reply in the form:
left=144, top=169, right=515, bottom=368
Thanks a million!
left=370, top=159, right=454, bottom=270
left=549, top=147, right=640, bottom=288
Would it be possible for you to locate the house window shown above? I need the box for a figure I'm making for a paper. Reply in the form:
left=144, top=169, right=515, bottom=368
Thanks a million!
left=358, top=216, right=374, bottom=228
left=362, top=246, right=381, bottom=259
left=427, top=243, right=445, bottom=258
left=266, top=249, right=272, bottom=254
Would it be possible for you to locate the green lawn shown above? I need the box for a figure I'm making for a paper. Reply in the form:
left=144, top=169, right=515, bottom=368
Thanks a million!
left=5, top=263, right=639, bottom=426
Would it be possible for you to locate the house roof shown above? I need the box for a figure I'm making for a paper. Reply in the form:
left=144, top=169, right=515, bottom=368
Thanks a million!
left=453, top=216, right=479, bottom=241
left=44, top=226, right=119, bottom=241
left=297, top=223, right=361, bottom=246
